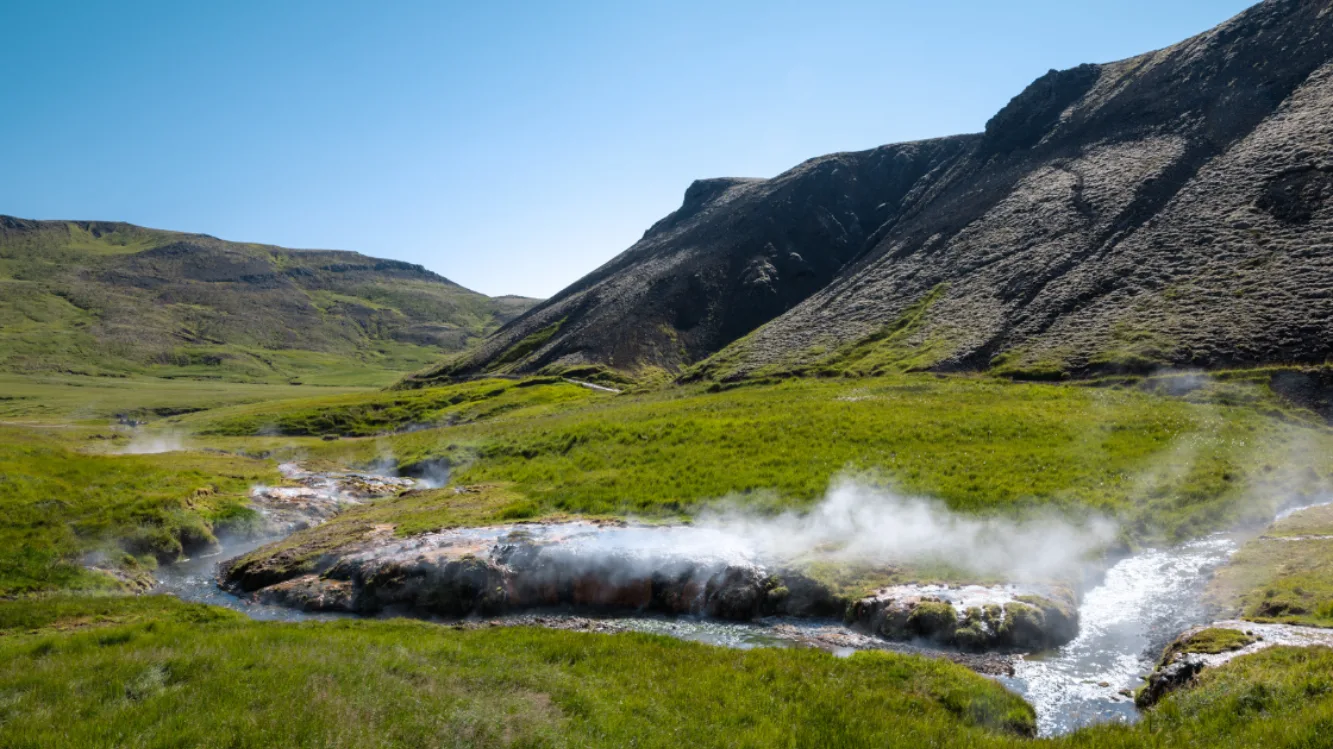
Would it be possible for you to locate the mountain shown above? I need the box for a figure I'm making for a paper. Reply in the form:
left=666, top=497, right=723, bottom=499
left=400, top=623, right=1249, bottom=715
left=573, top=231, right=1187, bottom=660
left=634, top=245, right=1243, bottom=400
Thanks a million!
left=0, top=217, right=537, bottom=385
left=411, top=0, right=1333, bottom=386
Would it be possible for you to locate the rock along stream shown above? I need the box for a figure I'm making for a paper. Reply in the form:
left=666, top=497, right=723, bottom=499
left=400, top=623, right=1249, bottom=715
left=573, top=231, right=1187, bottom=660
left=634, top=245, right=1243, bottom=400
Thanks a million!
left=152, top=464, right=1286, bottom=737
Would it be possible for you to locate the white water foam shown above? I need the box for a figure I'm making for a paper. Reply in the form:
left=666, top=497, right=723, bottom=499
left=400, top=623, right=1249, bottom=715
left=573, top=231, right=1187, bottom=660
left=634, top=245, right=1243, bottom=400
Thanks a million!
left=1004, top=535, right=1237, bottom=735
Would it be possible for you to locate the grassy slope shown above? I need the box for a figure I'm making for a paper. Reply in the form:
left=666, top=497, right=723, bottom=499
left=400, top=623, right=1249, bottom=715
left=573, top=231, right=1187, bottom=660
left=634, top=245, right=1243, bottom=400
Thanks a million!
left=0, top=218, right=535, bottom=385
left=0, top=597, right=1035, bottom=749
left=2, top=597, right=1333, bottom=748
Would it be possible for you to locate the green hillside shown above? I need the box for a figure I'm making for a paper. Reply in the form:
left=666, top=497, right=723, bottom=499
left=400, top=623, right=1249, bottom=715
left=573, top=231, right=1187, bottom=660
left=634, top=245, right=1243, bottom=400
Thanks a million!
left=0, top=217, right=536, bottom=386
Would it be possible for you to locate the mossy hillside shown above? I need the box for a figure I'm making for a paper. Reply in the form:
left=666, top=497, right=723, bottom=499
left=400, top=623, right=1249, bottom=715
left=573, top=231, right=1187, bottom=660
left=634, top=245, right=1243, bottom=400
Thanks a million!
left=0, top=596, right=1037, bottom=748
left=245, top=374, right=1333, bottom=546
left=0, top=218, right=535, bottom=383
left=686, top=285, right=953, bottom=382
left=0, top=425, right=277, bottom=595
left=1206, top=504, right=1333, bottom=627
left=495, top=319, right=564, bottom=367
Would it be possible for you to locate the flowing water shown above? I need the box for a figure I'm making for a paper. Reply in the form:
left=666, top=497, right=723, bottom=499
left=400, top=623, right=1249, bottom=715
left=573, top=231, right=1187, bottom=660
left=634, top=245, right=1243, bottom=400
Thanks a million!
left=1002, top=536, right=1238, bottom=735
left=155, top=535, right=351, bottom=622
left=154, top=465, right=1326, bottom=737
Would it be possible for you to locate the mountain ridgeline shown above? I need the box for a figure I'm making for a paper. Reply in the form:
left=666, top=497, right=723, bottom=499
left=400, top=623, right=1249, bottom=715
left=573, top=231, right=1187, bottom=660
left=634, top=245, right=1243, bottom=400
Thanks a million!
left=0, top=218, right=535, bottom=385
left=409, top=0, right=1333, bottom=387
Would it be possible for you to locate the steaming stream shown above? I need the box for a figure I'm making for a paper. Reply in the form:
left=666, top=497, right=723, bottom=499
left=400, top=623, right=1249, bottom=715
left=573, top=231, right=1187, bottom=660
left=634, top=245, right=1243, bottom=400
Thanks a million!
left=153, top=464, right=1316, bottom=738
left=1002, top=536, right=1238, bottom=735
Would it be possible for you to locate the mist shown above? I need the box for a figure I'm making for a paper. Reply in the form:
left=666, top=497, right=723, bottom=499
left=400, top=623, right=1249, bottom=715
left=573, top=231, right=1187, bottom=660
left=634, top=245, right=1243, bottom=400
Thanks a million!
left=527, top=477, right=1121, bottom=584
left=116, top=430, right=187, bottom=455
left=690, top=478, right=1119, bottom=582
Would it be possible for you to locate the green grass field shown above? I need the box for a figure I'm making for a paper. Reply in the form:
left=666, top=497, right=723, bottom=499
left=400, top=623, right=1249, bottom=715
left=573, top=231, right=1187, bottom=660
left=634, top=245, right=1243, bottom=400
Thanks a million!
left=194, top=374, right=1333, bottom=546
left=6, top=366, right=1333, bottom=747
left=2, top=596, right=1333, bottom=748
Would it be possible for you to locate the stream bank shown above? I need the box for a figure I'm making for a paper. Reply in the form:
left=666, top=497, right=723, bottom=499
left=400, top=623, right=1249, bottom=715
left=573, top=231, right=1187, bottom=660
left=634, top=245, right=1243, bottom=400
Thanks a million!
left=155, top=462, right=1332, bottom=737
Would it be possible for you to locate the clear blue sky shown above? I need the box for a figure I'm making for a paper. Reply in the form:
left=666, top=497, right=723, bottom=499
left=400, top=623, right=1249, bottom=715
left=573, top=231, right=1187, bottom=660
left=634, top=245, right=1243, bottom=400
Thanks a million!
left=3, top=1, right=1254, bottom=298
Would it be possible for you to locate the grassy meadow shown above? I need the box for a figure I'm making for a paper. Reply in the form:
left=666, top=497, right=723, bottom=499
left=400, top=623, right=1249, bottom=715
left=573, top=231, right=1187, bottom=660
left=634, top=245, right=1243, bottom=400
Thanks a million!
left=192, top=373, right=1333, bottom=546
left=5, top=365, right=1333, bottom=746
left=2, top=597, right=1333, bottom=748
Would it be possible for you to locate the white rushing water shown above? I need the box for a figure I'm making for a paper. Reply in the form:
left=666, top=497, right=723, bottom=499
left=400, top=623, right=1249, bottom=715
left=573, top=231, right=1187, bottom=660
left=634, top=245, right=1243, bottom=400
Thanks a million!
left=1002, top=535, right=1238, bottom=736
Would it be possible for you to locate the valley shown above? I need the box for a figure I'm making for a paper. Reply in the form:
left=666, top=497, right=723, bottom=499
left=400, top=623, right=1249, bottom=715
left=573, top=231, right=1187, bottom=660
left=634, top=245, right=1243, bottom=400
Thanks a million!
left=5, top=1, right=1333, bottom=746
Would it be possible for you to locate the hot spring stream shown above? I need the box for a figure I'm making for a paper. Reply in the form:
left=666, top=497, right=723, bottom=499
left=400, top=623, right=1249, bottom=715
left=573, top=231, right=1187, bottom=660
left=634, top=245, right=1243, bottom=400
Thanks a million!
left=153, top=466, right=1257, bottom=737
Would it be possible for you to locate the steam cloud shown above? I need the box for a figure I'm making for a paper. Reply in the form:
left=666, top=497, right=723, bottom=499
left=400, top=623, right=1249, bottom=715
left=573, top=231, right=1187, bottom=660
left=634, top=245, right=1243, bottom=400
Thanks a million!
left=117, top=430, right=187, bottom=455
left=690, top=478, right=1119, bottom=581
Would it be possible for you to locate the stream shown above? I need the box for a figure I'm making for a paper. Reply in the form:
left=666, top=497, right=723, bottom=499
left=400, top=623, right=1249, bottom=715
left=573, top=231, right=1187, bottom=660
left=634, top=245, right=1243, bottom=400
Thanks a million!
left=152, top=466, right=1300, bottom=737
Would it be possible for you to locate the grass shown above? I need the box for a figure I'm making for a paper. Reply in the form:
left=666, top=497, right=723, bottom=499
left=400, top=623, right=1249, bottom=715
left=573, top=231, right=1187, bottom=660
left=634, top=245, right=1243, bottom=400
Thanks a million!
left=0, top=372, right=374, bottom=423
left=0, top=596, right=1036, bottom=749
left=0, top=217, right=534, bottom=383
left=1163, top=628, right=1257, bottom=658
left=206, top=374, right=1333, bottom=546
left=1207, top=503, right=1333, bottom=627
left=5, top=597, right=1333, bottom=747
left=6, top=364, right=1333, bottom=745
left=195, top=377, right=603, bottom=437
left=0, top=425, right=276, bottom=595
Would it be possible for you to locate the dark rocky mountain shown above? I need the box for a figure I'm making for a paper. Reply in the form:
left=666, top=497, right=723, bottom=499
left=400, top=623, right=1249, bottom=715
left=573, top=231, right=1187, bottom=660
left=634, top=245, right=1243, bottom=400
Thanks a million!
left=0, top=217, right=536, bottom=384
left=415, top=0, right=1333, bottom=385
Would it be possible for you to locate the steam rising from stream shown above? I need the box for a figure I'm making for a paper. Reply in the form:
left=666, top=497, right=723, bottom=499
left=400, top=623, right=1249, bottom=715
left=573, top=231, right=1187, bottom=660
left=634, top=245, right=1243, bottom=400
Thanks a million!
left=116, top=430, right=187, bottom=454
left=691, top=479, right=1118, bottom=580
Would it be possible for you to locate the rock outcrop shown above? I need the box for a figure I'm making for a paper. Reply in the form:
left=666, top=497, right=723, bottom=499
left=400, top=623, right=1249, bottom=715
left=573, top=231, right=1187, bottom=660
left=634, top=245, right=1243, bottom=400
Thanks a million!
left=414, top=0, right=1333, bottom=384
left=849, top=584, right=1078, bottom=651
left=225, top=518, right=1080, bottom=651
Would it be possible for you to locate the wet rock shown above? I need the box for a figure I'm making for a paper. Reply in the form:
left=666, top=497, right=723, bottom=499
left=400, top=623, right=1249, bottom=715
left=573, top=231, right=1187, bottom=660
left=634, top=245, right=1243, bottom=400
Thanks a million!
left=256, top=575, right=355, bottom=612
left=1136, top=656, right=1205, bottom=708
left=704, top=566, right=768, bottom=620
left=247, top=463, right=415, bottom=535
left=848, top=585, right=1079, bottom=651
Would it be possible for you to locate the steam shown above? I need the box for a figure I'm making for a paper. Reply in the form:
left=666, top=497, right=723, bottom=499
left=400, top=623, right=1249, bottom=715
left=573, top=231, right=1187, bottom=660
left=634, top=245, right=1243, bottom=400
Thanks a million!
left=117, top=430, right=188, bottom=454
left=410, top=460, right=451, bottom=489
left=692, top=479, right=1117, bottom=581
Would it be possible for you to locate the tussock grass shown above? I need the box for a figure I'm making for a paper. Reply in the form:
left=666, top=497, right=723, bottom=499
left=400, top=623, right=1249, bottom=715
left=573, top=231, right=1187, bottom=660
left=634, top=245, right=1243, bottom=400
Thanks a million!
left=0, top=597, right=1035, bottom=748
left=1207, top=504, right=1333, bottom=627
left=240, top=374, right=1333, bottom=546
left=0, top=426, right=276, bottom=595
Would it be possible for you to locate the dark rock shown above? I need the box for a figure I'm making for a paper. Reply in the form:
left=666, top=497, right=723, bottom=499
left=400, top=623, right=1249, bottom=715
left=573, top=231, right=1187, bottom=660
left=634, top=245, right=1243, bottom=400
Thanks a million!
left=419, top=0, right=1333, bottom=383
left=1136, top=656, right=1205, bottom=708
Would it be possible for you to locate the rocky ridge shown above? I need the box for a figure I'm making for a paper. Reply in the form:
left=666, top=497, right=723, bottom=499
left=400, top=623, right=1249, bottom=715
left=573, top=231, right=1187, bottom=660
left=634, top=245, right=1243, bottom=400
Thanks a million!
left=412, top=0, right=1333, bottom=385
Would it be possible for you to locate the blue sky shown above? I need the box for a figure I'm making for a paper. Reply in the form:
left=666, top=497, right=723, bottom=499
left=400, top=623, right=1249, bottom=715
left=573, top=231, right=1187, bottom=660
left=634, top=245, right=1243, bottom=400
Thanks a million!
left=3, top=1, right=1255, bottom=298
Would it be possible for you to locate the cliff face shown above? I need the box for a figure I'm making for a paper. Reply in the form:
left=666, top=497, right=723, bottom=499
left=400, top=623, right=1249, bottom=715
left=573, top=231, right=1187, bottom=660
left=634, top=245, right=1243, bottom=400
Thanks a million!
left=419, top=0, right=1333, bottom=383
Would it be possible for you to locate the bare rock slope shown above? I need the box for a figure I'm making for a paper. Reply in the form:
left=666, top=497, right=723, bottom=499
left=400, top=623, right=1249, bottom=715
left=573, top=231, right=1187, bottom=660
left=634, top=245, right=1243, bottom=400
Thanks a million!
left=415, top=0, right=1333, bottom=384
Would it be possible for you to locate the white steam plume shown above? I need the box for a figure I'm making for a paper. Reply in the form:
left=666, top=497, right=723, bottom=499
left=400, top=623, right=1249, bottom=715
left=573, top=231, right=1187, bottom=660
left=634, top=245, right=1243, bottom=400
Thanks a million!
left=692, top=478, right=1118, bottom=581
left=117, top=430, right=188, bottom=455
